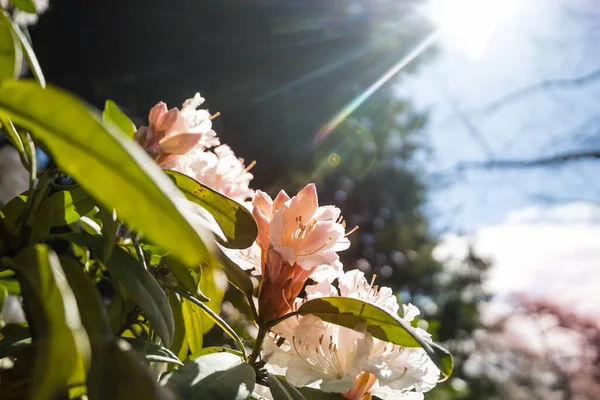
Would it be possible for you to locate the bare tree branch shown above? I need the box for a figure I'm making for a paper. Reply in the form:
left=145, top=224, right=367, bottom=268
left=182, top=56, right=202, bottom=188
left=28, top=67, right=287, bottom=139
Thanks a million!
left=475, top=68, right=600, bottom=116
left=455, top=150, right=600, bottom=170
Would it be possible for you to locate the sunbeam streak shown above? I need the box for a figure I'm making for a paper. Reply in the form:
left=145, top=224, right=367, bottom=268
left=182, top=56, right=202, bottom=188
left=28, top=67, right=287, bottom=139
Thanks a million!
left=314, top=29, right=441, bottom=145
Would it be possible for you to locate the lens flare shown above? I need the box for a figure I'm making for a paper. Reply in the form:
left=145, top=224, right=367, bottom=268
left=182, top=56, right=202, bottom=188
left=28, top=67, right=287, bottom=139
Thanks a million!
left=313, top=30, right=441, bottom=145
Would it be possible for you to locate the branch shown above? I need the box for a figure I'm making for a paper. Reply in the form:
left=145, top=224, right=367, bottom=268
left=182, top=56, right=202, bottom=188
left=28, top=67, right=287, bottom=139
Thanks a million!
left=476, top=68, right=600, bottom=116
left=455, top=150, right=600, bottom=170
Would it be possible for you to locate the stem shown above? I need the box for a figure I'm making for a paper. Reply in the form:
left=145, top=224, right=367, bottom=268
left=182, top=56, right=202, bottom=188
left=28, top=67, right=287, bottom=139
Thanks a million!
left=248, top=325, right=268, bottom=365
left=163, top=284, right=248, bottom=360
left=265, top=311, right=298, bottom=329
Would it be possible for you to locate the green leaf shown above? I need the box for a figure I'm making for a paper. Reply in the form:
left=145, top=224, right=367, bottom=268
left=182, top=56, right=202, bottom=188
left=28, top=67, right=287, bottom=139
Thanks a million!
left=105, top=247, right=174, bottom=346
left=164, top=170, right=258, bottom=249
left=29, top=196, right=51, bottom=242
left=182, top=298, right=203, bottom=354
left=296, top=297, right=454, bottom=377
left=88, top=339, right=174, bottom=400
left=0, top=192, right=27, bottom=231
left=58, top=255, right=112, bottom=336
left=166, top=284, right=247, bottom=359
left=163, top=253, right=208, bottom=301
left=7, top=19, right=44, bottom=87
left=199, top=265, right=227, bottom=333
left=0, top=10, right=21, bottom=81
left=0, top=277, right=20, bottom=294
left=0, top=283, right=6, bottom=310
left=8, top=0, right=37, bottom=13
left=121, top=337, right=183, bottom=366
left=160, top=352, right=255, bottom=400
left=11, top=244, right=90, bottom=400
left=98, top=207, right=118, bottom=262
left=48, top=187, right=96, bottom=227
left=268, top=374, right=305, bottom=400
left=0, top=191, right=50, bottom=241
left=103, top=100, right=137, bottom=139
left=168, top=291, right=189, bottom=363
left=0, top=324, right=31, bottom=359
left=0, top=116, right=24, bottom=154
left=0, top=81, right=214, bottom=268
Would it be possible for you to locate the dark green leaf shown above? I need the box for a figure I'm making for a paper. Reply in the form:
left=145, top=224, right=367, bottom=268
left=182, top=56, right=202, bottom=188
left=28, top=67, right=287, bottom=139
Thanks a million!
left=12, top=244, right=89, bottom=400
left=58, top=255, right=111, bottom=336
left=0, top=81, right=214, bottom=268
left=0, top=324, right=30, bottom=359
left=160, top=352, right=255, bottom=400
left=8, top=0, right=37, bottom=13
left=164, top=170, right=258, bottom=249
left=268, top=374, right=306, bottom=400
left=29, top=196, right=51, bottom=241
left=88, top=339, right=174, bottom=400
left=98, top=207, right=118, bottom=262
left=297, top=297, right=454, bottom=377
left=48, top=187, right=96, bottom=227
left=103, top=100, right=137, bottom=139
left=105, top=247, right=174, bottom=346
left=0, top=191, right=50, bottom=240
left=0, top=10, right=21, bottom=80
left=0, top=192, right=27, bottom=231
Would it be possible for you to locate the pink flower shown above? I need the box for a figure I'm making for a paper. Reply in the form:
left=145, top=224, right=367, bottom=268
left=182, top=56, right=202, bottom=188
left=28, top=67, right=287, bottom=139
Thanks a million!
left=134, top=93, right=219, bottom=165
left=253, top=184, right=351, bottom=275
left=252, top=184, right=353, bottom=322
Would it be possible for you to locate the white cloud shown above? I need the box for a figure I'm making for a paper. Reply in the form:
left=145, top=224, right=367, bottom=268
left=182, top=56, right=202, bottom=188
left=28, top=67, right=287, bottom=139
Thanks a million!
left=435, top=202, right=600, bottom=327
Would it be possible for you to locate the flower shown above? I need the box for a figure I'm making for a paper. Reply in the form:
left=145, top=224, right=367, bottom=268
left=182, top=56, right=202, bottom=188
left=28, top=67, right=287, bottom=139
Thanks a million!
left=262, top=270, right=440, bottom=399
left=251, top=184, right=352, bottom=322
left=164, top=144, right=255, bottom=203
left=134, top=93, right=219, bottom=166
left=253, top=183, right=351, bottom=274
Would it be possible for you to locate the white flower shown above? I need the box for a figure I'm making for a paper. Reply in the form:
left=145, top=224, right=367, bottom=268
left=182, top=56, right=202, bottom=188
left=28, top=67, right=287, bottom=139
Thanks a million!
left=165, top=144, right=255, bottom=203
left=263, top=270, right=440, bottom=399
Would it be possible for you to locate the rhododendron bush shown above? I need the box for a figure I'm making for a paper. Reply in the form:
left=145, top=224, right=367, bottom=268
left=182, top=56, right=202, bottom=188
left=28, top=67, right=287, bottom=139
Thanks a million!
left=0, top=4, right=452, bottom=400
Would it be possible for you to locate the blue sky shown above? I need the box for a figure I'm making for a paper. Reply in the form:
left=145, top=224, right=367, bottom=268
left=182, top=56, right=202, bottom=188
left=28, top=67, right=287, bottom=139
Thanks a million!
left=404, top=0, right=600, bottom=232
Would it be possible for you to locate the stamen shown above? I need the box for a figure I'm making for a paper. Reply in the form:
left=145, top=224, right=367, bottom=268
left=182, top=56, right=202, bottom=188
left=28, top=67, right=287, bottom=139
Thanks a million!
left=370, top=274, right=377, bottom=289
left=345, top=225, right=359, bottom=236
left=209, top=111, right=221, bottom=120
left=244, top=160, right=257, bottom=172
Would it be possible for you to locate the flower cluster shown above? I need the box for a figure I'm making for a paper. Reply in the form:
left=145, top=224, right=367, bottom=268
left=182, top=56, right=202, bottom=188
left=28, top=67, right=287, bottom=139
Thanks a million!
left=134, top=93, right=254, bottom=204
left=262, top=270, right=440, bottom=399
left=137, top=93, right=441, bottom=399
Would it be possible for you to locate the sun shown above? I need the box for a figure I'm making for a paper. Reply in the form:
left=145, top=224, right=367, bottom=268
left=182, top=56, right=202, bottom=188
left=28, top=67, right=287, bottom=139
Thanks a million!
left=427, top=0, right=520, bottom=59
